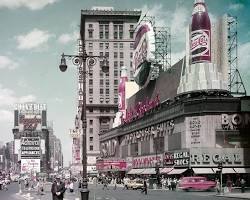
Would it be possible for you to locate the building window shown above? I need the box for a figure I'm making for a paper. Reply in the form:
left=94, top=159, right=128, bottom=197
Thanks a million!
left=141, top=140, right=150, bottom=155
left=89, top=97, right=93, bottom=103
left=105, top=43, right=109, bottom=50
left=100, top=79, right=104, bottom=86
left=89, top=24, right=93, bottom=28
left=114, top=61, right=118, bottom=69
left=105, top=52, right=109, bottom=58
left=89, top=42, right=93, bottom=49
left=89, top=70, right=93, bottom=78
left=89, top=137, right=93, bottom=142
left=89, top=120, right=93, bottom=125
left=89, top=88, right=93, bottom=94
left=114, top=79, right=118, bottom=85
left=130, top=52, right=133, bottom=59
left=120, top=61, right=124, bottom=67
left=114, top=52, right=118, bottom=59
left=120, top=52, right=124, bottom=59
left=130, top=61, right=133, bottom=68
left=99, top=43, right=103, bottom=49
left=114, top=88, right=118, bottom=94
left=89, top=52, right=93, bottom=56
left=100, top=88, right=104, bottom=94
left=130, top=24, right=134, bottom=29
left=114, top=97, right=118, bottom=103
left=113, top=43, right=118, bottom=49
left=114, top=24, right=123, bottom=39
left=105, top=80, right=109, bottom=86
left=119, top=43, right=123, bottom=49
left=89, top=145, right=93, bottom=151
left=106, top=88, right=109, bottom=94
left=89, top=128, right=93, bottom=133
left=153, top=137, right=165, bottom=153
left=114, top=70, right=118, bottom=77
left=130, top=31, right=134, bottom=39
left=89, top=79, right=93, bottom=86
left=88, top=31, right=93, bottom=38
left=100, top=71, right=103, bottom=78
left=131, top=143, right=138, bottom=156
left=130, top=42, right=134, bottom=49
left=100, top=52, right=104, bottom=57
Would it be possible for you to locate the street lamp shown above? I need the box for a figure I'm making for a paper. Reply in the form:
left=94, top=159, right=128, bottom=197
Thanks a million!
left=218, top=160, right=223, bottom=195
left=59, top=45, right=108, bottom=200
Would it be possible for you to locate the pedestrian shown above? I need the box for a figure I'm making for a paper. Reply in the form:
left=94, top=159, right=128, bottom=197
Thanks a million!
left=241, top=178, right=246, bottom=193
left=113, top=178, right=117, bottom=190
left=226, top=176, right=232, bottom=192
left=215, top=179, right=220, bottom=194
left=141, top=179, right=147, bottom=195
left=51, top=176, right=66, bottom=200
left=102, top=177, right=108, bottom=190
left=69, top=180, right=74, bottom=193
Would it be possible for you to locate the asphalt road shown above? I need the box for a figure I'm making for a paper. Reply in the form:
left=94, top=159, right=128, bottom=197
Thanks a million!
left=1, top=182, right=244, bottom=200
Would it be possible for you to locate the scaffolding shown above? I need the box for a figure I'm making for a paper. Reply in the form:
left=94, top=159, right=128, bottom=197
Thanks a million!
left=227, top=14, right=246, bottom=96
left=135, top=14, right=171, bottom=80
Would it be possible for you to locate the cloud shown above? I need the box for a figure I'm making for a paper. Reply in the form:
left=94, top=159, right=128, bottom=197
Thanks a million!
left=57, top=31, right=79, bottom=44
left=0, top=84, right=36, bottom=107
left=16, top=28, right=52, bottom=50
left=228, top=3, right=244, bottom=11
left=0, top=0, right=58, bottom=10
left=0, top=55, right=19, bottom=70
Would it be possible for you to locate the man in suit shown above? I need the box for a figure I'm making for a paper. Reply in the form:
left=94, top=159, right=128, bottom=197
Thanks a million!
left=51, top=176, right=66, bottom=200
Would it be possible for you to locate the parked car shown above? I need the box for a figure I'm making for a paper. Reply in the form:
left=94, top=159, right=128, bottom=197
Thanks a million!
left=178, top=176, right=216, bottom=191
left=126, top=179, right=144, bottom=190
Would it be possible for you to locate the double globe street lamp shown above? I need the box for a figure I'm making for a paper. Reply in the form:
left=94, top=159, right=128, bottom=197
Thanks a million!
left=59, top=45, right=109, bottom=200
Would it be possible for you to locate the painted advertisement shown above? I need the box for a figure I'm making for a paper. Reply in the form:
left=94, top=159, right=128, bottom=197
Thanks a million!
left=132, top=154, right=163, bottom=168
left=21, top=159, right=40, bottom=173
left=163, top=150, right=190, bottom=167
left=133, top=22, right=155, bottom=87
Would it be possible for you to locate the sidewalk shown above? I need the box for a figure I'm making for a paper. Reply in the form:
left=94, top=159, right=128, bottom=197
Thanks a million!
left=217, top=192, right=250, bottom=199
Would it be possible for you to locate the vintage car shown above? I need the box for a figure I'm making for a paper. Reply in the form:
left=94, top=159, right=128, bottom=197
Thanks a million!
left=126, top=179, right=144, bottom=190
left=178, top=176, right=216, bottom=191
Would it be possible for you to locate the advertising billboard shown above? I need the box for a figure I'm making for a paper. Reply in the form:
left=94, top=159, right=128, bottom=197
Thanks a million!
left=21, top=137, right=40, bottom=159
left=133, top=22, right=155, bottom=87
left=15, top=103, right=46, bottom=131
left=21, top=159, right=40, bottom=173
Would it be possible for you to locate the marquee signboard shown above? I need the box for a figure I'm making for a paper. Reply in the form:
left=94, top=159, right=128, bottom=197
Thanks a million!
left=133, top=22, right=155, bottom=87
left=21, top=137, right=40, bottom=159
left=21, top=159, right=40, bottom=173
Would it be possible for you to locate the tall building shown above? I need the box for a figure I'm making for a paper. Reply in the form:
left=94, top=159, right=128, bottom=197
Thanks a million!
left=79, top=8, right=141, bottom=168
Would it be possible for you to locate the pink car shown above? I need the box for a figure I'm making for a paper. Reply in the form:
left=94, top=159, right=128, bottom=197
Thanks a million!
left=178, top=176, right=216, bottom=191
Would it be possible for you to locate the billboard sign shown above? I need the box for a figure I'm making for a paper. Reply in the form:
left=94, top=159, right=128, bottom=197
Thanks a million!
left=21, top=137, right=40, bottom=159
left=15, top=103, right=46, bottom=131
left=133, top=22, right=155, bottom=87
left=21, top=159, right=40, bottom=173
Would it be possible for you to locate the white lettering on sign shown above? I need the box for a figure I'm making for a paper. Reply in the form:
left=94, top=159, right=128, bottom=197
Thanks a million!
left=189, top=117, right=201, bottom=145
left=191, top=29, right=210, bottom=58
left=191, top=153, right=242, bottom=165
left=221, top=113, right=250, bottom=130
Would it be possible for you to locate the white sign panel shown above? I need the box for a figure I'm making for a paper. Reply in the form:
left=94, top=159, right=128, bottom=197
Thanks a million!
left=21, top=159, right=40, bottom=173
left=14, top=139, right=21, bottom=154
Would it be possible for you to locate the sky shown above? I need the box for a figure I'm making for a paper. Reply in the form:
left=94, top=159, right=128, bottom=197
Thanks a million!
left=0, top=0, right=250, bottom=166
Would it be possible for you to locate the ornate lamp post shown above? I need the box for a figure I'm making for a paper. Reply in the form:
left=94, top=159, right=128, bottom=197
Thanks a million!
left=59, top=44, right=108, bottom=200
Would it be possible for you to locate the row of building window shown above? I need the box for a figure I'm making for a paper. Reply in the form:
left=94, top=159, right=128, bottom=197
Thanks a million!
left=88, top=42, right=134, bottom=50
left=88, top=97, right=118, bottom=104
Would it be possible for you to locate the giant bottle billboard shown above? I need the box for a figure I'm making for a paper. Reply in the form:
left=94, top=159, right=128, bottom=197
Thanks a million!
left=190, top=0, right=211, bottom=64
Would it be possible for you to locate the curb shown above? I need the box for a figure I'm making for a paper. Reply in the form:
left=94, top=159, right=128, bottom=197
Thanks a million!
left=216, top=194, right=250, bottom=199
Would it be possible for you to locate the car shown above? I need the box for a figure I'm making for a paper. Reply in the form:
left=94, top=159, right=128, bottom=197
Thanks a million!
left=126, top=179, right=144, bottom=190
left=178, top=176, right=216, bottom=191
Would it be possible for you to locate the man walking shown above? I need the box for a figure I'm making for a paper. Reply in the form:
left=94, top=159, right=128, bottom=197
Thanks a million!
left=51, top=176, right=66, bottom=200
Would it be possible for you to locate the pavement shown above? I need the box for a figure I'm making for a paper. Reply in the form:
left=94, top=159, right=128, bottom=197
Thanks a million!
left=10, top=182, right=250, bottom=200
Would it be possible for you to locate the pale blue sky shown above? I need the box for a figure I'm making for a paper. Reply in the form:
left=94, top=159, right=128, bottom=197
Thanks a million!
left=0, top=0, right=249, bottom=166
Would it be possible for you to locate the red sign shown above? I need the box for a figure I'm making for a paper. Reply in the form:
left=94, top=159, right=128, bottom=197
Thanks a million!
left=96, top=159, right=127, bottom=171
left=132, top=155, right=162, bottom=168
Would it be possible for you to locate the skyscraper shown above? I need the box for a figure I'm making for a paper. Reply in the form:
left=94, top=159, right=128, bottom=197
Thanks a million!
left=79, top=8, right=141, bottom=168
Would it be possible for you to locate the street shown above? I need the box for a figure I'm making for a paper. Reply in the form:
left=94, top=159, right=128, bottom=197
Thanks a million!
left=1, top=182, right=248, bottom=200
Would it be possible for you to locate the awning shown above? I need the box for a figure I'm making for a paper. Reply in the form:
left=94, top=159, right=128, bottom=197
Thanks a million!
left=234, top=168, right=250, bottom=174
left=192, top=168, right=215, bottom=174
left=213, top=168, right=236, bottom=174
left=160, top=168, right=173, bottom=174
left=168, top=168, right=187, bottom=175
left=127, top=168, right=144, bottom=175
left=141, top=168, right=156, bottom=175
